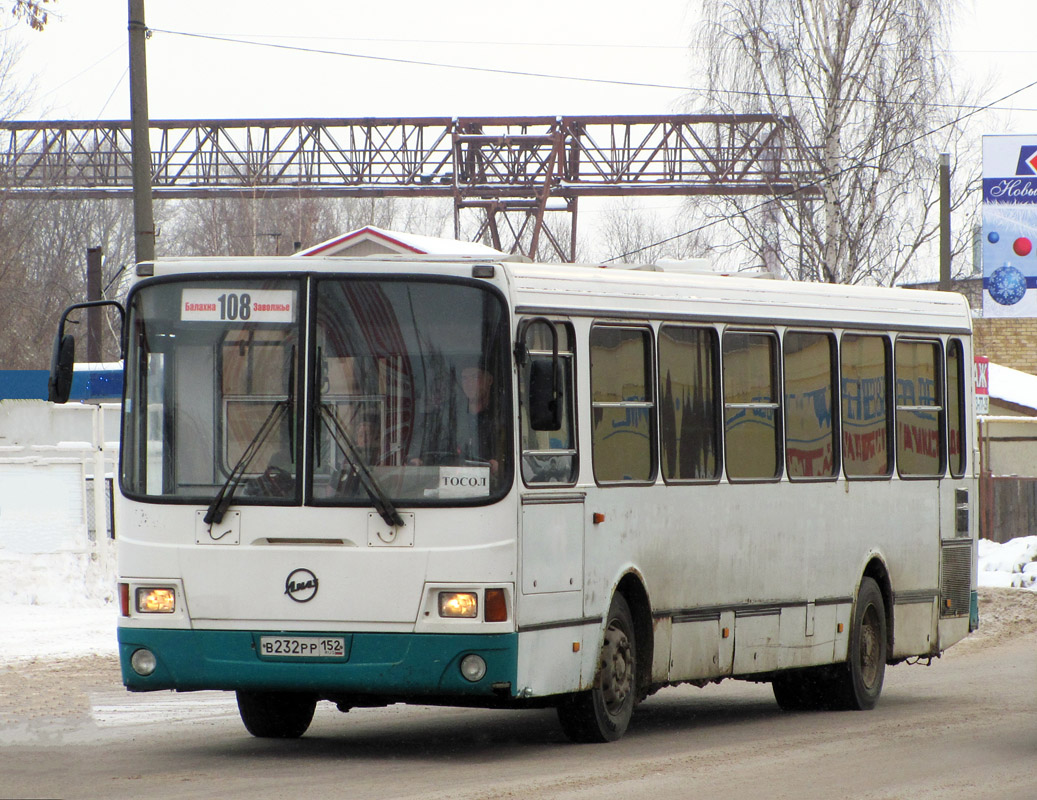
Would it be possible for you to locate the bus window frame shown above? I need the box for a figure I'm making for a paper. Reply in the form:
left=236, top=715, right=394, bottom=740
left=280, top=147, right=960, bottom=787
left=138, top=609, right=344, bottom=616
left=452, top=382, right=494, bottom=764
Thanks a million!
left=589, top=322, right=658, bottom=487
left=840, top=331, right=894, bottom=482
left=893, top=335, right=947, bottom=481
left=946, top=337, right=967, bottom=479
left=657, top=322, right=722, bottom=485
left=519, top=317, right=579, bottom=489
left=782, top=328, right=840, bottom=483
left=721, top=327, right=784, bottom=484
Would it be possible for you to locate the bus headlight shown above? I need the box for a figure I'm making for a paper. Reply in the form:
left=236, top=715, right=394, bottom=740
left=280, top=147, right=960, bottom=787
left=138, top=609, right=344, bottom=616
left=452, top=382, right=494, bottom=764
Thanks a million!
left=136, top=587, right=176, bottom=614
left=439, top=591, right=478, bottom=618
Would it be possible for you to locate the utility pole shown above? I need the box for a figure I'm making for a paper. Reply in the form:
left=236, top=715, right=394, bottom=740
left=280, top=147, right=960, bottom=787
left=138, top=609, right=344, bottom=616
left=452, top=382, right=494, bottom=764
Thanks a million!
left=939, top=153, right=951, bottom=292
left=86, top=247, right=103, bottom=362
left=128, top=0, right=155, bottom=264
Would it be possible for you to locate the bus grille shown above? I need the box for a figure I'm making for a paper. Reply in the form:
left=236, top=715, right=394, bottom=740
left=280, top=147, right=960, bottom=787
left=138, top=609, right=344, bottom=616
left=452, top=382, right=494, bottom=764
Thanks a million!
left=940, top=540, right=972, bottom=618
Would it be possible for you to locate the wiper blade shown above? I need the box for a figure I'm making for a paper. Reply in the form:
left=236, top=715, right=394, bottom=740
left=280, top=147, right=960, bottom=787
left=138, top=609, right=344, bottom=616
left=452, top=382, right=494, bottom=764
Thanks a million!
left=320, top=404, right=405, bottom=528
left=204, top=400, right=289, bottom=526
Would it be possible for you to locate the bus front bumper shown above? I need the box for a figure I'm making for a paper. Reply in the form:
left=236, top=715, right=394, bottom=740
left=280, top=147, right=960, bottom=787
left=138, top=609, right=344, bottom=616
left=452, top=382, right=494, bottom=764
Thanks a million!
left=118, top=627, right=519, bottom=699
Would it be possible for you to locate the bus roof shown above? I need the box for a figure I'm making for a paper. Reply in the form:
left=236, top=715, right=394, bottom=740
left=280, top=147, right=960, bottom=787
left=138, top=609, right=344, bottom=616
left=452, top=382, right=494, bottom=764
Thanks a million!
left=136, top=256, right=973, bottom=335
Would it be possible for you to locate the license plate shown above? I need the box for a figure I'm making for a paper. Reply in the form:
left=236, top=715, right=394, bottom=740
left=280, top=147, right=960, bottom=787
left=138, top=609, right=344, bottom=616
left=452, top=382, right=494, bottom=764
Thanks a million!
left=259, top=636, right=346, bottom=659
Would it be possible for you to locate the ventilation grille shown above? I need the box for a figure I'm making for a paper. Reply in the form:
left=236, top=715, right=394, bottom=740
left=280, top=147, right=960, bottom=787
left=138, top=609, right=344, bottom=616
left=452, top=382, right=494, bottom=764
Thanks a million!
left=941, top=540, right=972, bottom=618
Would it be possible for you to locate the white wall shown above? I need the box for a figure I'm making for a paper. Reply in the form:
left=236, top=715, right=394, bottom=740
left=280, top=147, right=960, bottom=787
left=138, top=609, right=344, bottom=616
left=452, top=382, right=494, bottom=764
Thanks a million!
left=0, top=400, right=119, bottom=605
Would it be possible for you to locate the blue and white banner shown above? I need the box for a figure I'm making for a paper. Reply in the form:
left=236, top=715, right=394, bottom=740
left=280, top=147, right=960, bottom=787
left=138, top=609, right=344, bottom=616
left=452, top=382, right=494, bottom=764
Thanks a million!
left=983, top=135, right=1037, bottom=317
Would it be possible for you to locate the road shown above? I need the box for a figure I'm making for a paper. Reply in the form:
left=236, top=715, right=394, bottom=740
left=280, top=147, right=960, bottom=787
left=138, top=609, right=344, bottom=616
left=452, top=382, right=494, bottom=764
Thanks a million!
left=2, top=589, right=1035, bottom=800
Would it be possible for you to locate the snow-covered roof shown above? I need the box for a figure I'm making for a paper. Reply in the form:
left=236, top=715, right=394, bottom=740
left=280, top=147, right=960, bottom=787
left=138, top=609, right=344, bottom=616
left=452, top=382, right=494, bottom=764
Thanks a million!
left=990, top=362, right=1037, bottom=412
left=294, top=226, right=502, bottom=257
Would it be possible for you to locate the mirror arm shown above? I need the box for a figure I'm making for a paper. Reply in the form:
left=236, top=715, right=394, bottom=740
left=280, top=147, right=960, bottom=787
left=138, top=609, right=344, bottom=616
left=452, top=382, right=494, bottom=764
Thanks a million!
left=56, top=300, right=128, bottom=359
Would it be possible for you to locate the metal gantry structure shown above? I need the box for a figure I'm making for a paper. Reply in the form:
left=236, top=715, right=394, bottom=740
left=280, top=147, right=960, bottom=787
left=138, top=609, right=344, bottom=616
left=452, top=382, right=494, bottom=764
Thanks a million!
left=0, top=114, right=816, bottom=261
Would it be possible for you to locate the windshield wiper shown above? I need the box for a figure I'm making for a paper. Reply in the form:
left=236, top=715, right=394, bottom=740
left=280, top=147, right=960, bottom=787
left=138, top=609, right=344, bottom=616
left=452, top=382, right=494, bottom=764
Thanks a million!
left=205, top=348, right=295, bottom=526
left=320, top=403, right=405, bottom=528
left=204, top=400, right=289, bottom=526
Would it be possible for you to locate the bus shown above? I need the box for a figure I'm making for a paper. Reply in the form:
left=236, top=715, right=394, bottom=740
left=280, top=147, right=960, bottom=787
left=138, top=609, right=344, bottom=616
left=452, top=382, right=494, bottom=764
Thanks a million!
left=49, top=255, right=978, bottom=743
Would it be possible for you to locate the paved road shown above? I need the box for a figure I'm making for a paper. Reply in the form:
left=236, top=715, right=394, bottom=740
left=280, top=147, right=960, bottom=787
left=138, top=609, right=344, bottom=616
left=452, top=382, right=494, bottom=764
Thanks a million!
left=2, top=606, right=1035, bottom=800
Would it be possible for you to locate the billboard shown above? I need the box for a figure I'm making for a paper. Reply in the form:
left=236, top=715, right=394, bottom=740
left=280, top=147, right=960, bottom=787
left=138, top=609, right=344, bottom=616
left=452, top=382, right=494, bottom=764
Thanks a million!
left=983, top=135, right=1037, bottom=317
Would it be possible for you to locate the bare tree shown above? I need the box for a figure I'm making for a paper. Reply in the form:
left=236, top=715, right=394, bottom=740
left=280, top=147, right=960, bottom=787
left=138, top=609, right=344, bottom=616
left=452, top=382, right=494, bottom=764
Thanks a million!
left=163, top=195, right=452, bottom=257
left=696, top=0, right=979, bottom=285
left=0, top=197, right=135, bottom=368
left=597, top=200, right=714, bottom=266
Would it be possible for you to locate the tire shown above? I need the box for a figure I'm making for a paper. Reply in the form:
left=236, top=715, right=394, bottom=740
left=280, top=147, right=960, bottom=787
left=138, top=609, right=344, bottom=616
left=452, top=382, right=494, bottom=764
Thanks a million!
left=557, top=594, right=637, bottom=743
left=829, top=576, right=887, bottom=710
left=236, top=690, right=317, bottom=738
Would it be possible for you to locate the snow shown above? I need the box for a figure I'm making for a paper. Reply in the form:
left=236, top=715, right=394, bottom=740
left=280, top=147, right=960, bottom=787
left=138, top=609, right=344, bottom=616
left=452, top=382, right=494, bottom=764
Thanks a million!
left=1, top=538, right=1036, bottom=666
left=988, top=361, right=1037, bottom=413
left=977, top=535, right=1037, bottom=589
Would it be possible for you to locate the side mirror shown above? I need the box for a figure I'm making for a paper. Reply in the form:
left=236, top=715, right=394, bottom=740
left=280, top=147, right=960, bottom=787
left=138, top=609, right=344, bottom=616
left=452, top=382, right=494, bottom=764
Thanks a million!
left=47, top=299, right=127, bottom=404
left=528, top=357, right=562, bottom=431
left=48, top=333, right=76, bottom=403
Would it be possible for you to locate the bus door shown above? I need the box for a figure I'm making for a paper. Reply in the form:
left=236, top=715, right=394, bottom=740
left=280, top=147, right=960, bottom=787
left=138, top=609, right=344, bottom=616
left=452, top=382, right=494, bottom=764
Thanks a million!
left=516, top=319, right=583, bottom=629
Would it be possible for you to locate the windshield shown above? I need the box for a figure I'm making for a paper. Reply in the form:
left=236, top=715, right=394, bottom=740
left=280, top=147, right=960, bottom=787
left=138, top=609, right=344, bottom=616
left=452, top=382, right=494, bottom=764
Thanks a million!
left=312, top=277, right=511, bottom=505
left=121, top=275, right=511, bottom=507
left=121, top=279, right=302, bottom=502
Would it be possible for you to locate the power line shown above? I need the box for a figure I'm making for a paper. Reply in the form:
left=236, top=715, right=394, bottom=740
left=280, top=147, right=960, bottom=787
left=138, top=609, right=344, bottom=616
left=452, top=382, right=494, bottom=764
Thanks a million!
left=605, top=76, right=1037, bottom=264
left=149, top=28, right=687, bottom=94
left=149, top=27, right=1037, bottom=116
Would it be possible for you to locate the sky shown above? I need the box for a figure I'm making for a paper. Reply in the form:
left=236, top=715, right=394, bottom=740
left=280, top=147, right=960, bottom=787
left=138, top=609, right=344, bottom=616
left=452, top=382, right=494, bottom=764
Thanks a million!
left=3, top=0, right=1036, bottom=131
left=3, top=0, right=1037, bottom=273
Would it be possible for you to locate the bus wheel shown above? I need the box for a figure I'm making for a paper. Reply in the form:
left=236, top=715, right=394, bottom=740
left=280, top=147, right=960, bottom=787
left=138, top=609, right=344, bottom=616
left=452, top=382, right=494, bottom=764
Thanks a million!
left=236, top=690, right=317, bottom=738
left=557, top=593, right=637, bottom=743
left=832, top=576, right=887, bottom=710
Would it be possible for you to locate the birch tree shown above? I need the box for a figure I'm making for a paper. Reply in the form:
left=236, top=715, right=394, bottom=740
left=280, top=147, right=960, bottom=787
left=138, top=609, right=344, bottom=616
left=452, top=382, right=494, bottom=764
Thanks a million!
left=697, top=0, right=978, bottom=285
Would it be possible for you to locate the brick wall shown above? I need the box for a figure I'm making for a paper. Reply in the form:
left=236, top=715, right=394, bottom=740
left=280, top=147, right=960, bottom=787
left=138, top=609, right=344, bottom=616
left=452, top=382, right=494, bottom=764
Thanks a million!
left=904, top=278, right=1037, bottom=377
left=973, top=318, right=1037, bottom=375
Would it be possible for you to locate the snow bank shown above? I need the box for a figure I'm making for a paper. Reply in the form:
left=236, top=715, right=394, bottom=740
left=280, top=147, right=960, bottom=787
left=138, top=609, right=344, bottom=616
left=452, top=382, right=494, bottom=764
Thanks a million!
left=0, top=549, right=115, bottom=607
left=978, top=536, right=1037, bottom=590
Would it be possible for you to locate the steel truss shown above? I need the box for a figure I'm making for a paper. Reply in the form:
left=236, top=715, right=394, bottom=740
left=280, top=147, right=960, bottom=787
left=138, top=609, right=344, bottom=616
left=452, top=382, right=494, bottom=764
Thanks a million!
left=0, top=114, right=816, bottom=261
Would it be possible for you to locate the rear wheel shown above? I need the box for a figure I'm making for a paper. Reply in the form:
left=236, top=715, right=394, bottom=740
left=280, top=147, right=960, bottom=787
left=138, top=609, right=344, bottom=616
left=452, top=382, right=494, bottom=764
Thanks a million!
left=236, top=690, right=317, bottom=738
left=772, top=577, right=887, bottom=712
left=557, top=594, right=637, bottom=743
left=829, top=576, right=887, bottom=710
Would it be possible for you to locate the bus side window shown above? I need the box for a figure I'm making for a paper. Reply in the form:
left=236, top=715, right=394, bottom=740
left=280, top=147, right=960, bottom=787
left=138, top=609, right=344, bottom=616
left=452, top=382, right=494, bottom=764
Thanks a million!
left=590, top=325, right=656, bottom=483
left=946, top=339, right=967, bottom=478
left=841, top=334, right=893, bottom=478
left=658, top=325, right=720, bottom=481
left=519, top=320, right=578, bottom=485
left=784, top=331, right=838, bottom=480
left=895, top=339, right=945, bottom=478
left=723, top=330, right=782, bottom=481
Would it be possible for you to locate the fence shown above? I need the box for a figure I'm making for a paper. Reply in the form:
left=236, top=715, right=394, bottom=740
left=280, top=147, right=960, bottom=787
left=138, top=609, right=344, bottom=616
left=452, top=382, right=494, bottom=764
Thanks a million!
left=979, top=416, right=1037, bottom=544
left=0, top=401, right=119, bottom=604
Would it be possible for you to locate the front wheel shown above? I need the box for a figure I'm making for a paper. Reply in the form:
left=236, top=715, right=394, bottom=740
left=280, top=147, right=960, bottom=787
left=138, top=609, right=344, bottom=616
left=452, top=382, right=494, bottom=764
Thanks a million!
left=236, top=690, right=317, bottom=738
left=557, top=594, right=637, bottom=743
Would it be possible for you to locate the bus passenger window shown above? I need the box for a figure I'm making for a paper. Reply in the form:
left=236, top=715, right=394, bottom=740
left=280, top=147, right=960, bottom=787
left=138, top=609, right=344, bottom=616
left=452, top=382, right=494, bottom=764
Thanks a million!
left=947, top=339, right=966, bottom=478
left=784, top=331, right=837, bottom=479
left=658, top=325, right=720, bottom=481
left=723, top=331, right=781, bottom=480
left=895, top=339, right=944, bottom=477
left=590, top=326, right=655, bottom=483
left=841, top=334, right=892, bottom=478
left=519, top=320, right=578, bottom=485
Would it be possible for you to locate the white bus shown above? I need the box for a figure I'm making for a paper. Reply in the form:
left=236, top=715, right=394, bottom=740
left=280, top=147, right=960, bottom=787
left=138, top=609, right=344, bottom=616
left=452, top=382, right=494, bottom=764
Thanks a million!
left=50, top=256, right=978, bottom=742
